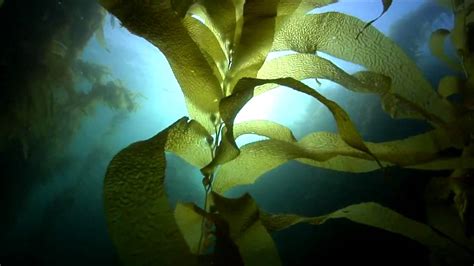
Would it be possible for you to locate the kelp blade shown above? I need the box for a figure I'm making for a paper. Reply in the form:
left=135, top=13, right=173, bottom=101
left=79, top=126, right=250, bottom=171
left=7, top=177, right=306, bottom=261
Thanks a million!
left=272, top=12, right=457, bottom=125
left=103, top=117, right=211, bottom=265
left=211, top=192, right=282, bottom=266
left=261, top=202, right=474, bottom=265
left=100, top=0, right=223, bottom=133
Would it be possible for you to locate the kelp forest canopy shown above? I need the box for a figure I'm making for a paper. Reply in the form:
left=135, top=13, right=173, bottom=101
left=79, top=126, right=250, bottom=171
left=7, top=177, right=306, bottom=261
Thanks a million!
left=0, top=0, right=137, bottom=233
left=100, top=0, right=474, bottom=266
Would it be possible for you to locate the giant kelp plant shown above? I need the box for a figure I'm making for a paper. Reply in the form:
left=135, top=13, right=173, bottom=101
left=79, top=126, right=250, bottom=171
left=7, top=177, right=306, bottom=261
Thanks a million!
left=100, top=0, right=474, bottom=265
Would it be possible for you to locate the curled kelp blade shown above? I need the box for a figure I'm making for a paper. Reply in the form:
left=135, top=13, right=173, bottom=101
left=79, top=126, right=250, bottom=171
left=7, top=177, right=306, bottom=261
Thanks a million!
left=226, top=0, right=336, bottom=94
left=183, top=16, right=227, bottom=83
left=193, top=0, right=238, bottom=56
left=355, top=0, right=392, bottom=40
left=272, top=12, right=457, bottom=125
left=260, top=202, right=474, bottom=265
left=212, top=128, right=461, bottom=193
left=233, top=120, right=297, bottom=142
left=201, top=119, right=297, bottom=179
left=211, top=192, right=282, bottom=266
left=100, top=0, right=223, bottom=133
left=226, top=0, right=280, bottom=94
left=103, top=117, right=211, bottom=266
left=201, top=77, right=378, bottom=176
left=429, top=28, right=463, bottom=71
left=257, top=53, right=391, bottom=95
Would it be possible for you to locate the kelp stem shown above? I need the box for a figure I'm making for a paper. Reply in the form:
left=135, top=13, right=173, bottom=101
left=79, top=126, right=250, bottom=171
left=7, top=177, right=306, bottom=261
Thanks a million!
left=198, top=119, right=225, bottom=254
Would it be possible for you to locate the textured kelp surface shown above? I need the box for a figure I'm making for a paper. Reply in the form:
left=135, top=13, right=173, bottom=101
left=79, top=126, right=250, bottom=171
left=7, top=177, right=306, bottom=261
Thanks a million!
left=101, top=0, right=474, bottom=265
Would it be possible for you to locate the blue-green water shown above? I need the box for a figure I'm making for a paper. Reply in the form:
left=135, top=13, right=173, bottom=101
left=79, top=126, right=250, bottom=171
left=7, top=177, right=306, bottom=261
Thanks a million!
left=0, top=0, right=459, bottom=265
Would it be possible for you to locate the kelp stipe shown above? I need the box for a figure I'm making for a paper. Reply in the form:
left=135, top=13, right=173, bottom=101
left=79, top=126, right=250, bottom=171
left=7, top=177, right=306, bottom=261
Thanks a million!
left=101, top=0, right=474, bottom=265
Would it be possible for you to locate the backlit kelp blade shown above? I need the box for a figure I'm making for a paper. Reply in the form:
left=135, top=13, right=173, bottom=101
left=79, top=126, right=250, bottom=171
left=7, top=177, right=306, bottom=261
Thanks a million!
left=272, top=12, right=457, bottom=125
left=260, top=202, right=474, bottom=265
left=101, top=0, right=223, bottom=133
left=213, top=128, right=464, bottom=193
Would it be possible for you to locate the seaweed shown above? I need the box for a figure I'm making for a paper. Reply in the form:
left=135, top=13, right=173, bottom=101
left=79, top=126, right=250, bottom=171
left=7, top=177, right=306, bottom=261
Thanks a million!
left=100, top=0, right=474, bottom=265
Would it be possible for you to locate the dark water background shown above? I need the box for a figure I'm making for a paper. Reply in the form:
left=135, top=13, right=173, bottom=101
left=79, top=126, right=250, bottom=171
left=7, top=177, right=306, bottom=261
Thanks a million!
left=0, top=0, right=459, bottom=265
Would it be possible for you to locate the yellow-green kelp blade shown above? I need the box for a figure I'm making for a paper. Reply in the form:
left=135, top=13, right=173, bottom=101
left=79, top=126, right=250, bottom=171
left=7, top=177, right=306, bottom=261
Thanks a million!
left=100, top=0, right=223, bottom=133
left=174, top=203, right=204, bottom=255
left=257, top=53, right=391, bottom=95
left=211, top=192, right=282, bottom=266
left=278, top=0, right=337, bottom=16
left=183, top=16, right=227, bottom=83
left=272, top=12, right=457, bottom=125
left=213, top=128, right=462, bottom=193
left=260, top=202, right=474, bottom=265
left=196, top=0, right=238, bottom=55
left=201, top=77, right=377, bottom=176
left=103, top=117, right=211, bottom=266
left=233, top=120, right=297, bottom=142
left=429, top=28, right=463, bottom=71
left=355, top=0, right=392, bottom=40
left=227, top=0, right=280, bottom=94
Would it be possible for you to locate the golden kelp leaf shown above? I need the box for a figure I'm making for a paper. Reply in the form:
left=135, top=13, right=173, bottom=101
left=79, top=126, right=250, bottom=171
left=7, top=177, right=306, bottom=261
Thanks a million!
left=104, top=117, right=198, bottom=266
left=165, top=119, right=213, bottom=168
left=278, top=0, right=336, bottom=16
left=256, top=53, right=390, bottom=95
left=196, top=0, right=237, bottom=54
left=297, top=156, right=384, bottom=173
left=203, top=77, right=376, bottom=177
left=226, top=0, right=336, bottom=93
left=213, top=128, right=457, bottom=193
left=182, top=16, right=227, bottom=82
left=229, top=0, right=335, bottom=90
left=174, top=203, right=205, bottom=254
left=249, top=78, right=372, bottom=153
left=352, top=71, right=392, bottom=94
left=260, top=202, right=474, bottom=265
left=438, top=76, right=462, bottom=98
left=227, top=0, right=280, bottom=94
left=233, top=120, right=297, bottom=142
left=272, top=12, right=457, bottom=124
left=201, top=119, right=296, bottom=176
left=211, top=192, right=282, bottom=266
left=300, top=128, right=458, bottom=165
left=429, top=29, right=462, bottom=71
left=356, top=0, right=392, bottom=40
left=213, top=139, right=313, bottom=193
left=100, top=0, right=223, bottom=133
